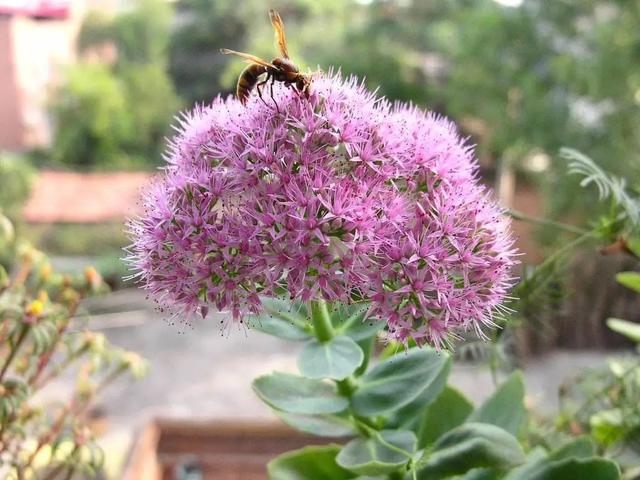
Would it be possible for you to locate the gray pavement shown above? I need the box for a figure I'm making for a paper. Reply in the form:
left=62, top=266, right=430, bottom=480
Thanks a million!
left=42, top=289, right=612, bottom=477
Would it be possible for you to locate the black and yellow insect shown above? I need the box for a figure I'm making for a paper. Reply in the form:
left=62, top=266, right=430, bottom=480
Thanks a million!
left=220, top=10, right=312, bottom=109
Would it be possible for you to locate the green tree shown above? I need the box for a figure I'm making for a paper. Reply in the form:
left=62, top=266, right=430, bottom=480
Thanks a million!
left=122, top=63, right=181, bottom=160
left=79, top=0, right=173, bottom=67
left=51, top=64, right=133, bottom=168
left=53, top=0, right=181, bottom=168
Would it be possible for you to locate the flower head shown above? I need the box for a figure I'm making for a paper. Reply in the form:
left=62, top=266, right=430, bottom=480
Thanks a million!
left=126, top=72, right=517, bottom=346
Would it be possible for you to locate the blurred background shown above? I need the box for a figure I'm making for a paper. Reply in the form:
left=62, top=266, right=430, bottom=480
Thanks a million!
left=0, top=0, right=638, bottom=476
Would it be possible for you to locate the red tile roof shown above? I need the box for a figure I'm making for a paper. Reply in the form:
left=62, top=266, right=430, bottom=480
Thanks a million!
left=22, top=171, right=153, bottom=223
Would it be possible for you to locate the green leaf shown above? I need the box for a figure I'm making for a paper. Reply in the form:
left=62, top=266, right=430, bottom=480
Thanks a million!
left=616, top=271, right=640, bottom=293
left=355, top=336, right=375, bottom=377
left=298, top=336, right=364, bottom=380
left=248, top=298, right=311, bottom=341
left=502, top=447, right=549, bottom=480
left=331, top=303, right=384, bottom=341
left=253, top=373, right=348, bottom=414
left=607, top=318, right=640, bottom=343
left=352, top=348, right=450, bottom=416
left=508, top=457, right=620, bottom=480
left=548, top=436, right=595, bottom=461
left=417, top=423, right=525, bottom=479
left=503, top=439, right=596, bottom=480
left=268, top=444, right=356, bottom=480
left=388, top=357, right=451, bottom=429
left=417, top=386, right=473, bottom=447
left=459, top=468, right=502, bottom=480
left=336, top=430, right=416, bottom=476
left=467, top=371, right=525, bottom=435
left=344, top=319, right=386, bottom=342
left=628, top=237, right=640, bottom=257
left=590, top=408, right=626, bottom=447
left=276, top=411, right=356, bottom=437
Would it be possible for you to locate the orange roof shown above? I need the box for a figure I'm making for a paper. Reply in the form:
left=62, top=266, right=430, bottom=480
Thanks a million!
left=23, top=171, right=153, bottom=223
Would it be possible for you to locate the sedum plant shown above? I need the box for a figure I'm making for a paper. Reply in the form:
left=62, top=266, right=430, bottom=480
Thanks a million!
left=0, top=213, right=146, bottom=479
left=126, top=73, right=621, bottom=478
left=252, top=300, right=620, bottom=479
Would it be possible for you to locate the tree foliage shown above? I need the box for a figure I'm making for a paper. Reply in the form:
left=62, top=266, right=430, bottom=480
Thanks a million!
left=52, top=0, right=180, bottom=168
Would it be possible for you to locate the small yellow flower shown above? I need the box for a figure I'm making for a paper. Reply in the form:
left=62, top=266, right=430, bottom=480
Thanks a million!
left=26, top=299, right=44, bottom=317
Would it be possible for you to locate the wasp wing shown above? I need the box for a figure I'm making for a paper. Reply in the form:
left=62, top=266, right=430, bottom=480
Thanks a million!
left=269, top=9, right=290, bottom=59
left=220, top=49, right=275, bottom=68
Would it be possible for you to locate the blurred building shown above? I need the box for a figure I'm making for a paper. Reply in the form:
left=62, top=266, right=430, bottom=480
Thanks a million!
left=23, top=170, right=150, bottom=222
left=0, top=0, right=117, bottom=151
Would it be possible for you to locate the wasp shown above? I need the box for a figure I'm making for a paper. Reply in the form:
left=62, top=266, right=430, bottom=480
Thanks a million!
left=220, top=10, right=312, bottom=110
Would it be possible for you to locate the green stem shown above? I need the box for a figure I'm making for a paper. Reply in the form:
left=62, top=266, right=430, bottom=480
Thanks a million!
left=337, top=376, right=357, bottom=396
left=0, top=324, right=30, bottom=381
left=537, top=230, right=596, bottom=270
left=309, top=300, right=334, bottom=342
left=308, top=300, right=357, bottom=397
left=506, top=209, right=589, bottom=236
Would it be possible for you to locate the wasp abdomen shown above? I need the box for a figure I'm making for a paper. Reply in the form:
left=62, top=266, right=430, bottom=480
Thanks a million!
left=237, top=64, right=268, bottom=105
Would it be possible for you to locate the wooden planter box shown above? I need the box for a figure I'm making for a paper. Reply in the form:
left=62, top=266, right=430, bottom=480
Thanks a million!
left=122, top=419, right=335, bottom=480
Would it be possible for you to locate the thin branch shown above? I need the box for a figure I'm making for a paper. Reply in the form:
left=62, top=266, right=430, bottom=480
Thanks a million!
left=506, top=209, right=589, bottom=236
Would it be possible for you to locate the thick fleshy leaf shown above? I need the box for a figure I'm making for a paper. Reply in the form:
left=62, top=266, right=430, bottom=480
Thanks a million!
left=417, top=386, right=473, bottom=447
left=503, top=439, right=597, bottom=480
left=616, top=271, right=640, bottom=293
left=388, top=358, right=451, bottom=429
left=607, top=318, right=640, bottom=343
left=548, top=437, right=595, bottom=460
left=331, top=303, right=385, bottom=341
left=352, top=348, right=450, bottom=416
left=253, top=372, right=348, bottom=414
left=467, top=371, right=525, bottom=435
left=502, top=447, right=548, bottom=480
left=268, top=444, right=356, bottom=480
left=506, top=457, right=620, bottom=480
left=459, top=469, right=502, bottom=480
left=249, top=298, right=311, bottom=340
left=417, top=423, right=525, bottom=478
left=298, top=336, right=364, bottom=380
left=276, top=411, right=355, bottom=437
left=355, top=336, right=375, bottom=377
left=337, top=430, right=416, bottom=476
left=534, top=458, right=620, bottom=480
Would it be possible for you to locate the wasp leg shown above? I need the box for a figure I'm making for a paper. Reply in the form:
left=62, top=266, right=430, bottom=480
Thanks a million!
left=269, top=75, right=280, bottom=113
left=255, top=76, right=270, bottom=109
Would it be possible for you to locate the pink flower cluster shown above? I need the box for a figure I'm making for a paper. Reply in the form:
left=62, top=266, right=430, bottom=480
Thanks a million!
left=126, top=73, right=517, bottom=347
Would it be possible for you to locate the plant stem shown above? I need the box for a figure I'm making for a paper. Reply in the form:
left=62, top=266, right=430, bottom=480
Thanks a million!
left=0, top=324, right=30, bottom=381
left=536, top=230, right=596, bottom=271
left=506, top=209, right=589, bottom=236
left=309, top=300, right=334, bottom=342
left=309, top=299, right=358, bottom=396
